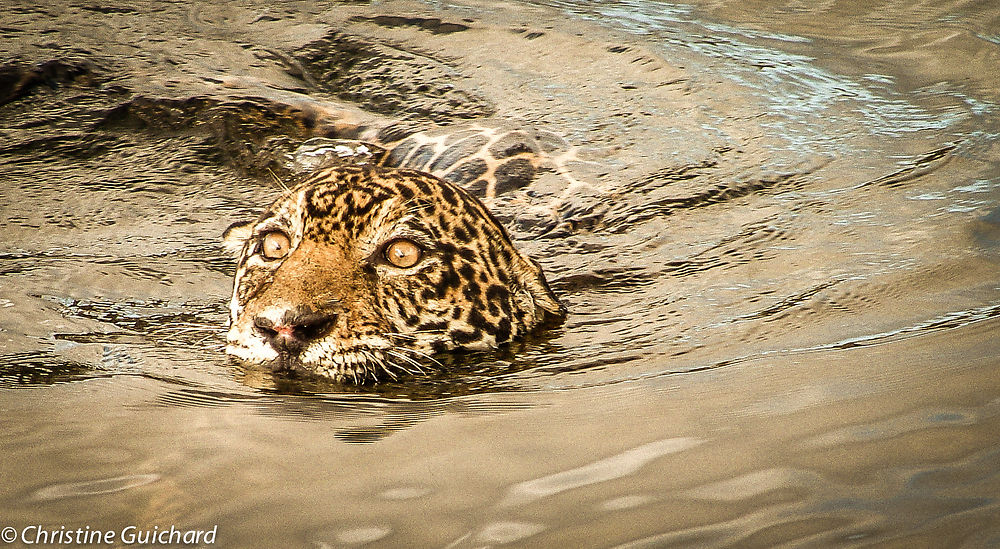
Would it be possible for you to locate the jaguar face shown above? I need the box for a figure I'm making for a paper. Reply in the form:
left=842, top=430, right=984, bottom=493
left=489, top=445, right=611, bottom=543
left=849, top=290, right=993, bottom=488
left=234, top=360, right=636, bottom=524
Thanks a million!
left=222, top=165, right=564, bottom=383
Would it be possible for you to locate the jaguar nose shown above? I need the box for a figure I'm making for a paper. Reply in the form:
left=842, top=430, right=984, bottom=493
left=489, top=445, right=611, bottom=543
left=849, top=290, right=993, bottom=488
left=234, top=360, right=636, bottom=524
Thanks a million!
left=253, top=306, right=338, bottom=353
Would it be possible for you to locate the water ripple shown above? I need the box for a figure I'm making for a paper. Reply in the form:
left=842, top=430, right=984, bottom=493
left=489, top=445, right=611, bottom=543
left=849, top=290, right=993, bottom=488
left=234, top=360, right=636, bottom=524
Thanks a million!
left=32, top=474, right=160, bottom=500
left=501, top=437, right=704, bottom=508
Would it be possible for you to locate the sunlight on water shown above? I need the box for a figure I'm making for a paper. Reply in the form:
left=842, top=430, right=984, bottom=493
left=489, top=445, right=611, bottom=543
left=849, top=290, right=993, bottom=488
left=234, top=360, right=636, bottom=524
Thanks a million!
left=32, top=475, right=161, bottom=501
left=501, top=437, right=705, bottom=508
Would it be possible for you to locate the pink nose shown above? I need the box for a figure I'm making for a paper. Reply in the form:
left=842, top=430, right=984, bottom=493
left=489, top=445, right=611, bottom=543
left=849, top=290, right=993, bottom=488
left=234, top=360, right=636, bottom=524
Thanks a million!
left=252, top=306, right=338, bottom=353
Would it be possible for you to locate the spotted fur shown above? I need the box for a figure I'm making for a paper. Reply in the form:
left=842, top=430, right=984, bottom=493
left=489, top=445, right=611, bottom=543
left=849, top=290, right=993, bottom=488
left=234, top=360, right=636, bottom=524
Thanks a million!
left=223, top=164, right=565, bottom=383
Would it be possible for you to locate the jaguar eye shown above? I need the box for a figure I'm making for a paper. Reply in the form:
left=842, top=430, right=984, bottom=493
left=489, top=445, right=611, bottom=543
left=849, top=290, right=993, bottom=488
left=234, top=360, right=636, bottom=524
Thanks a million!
left=260, top=231, right=291, bottom=260
left=384, top=239, right=422, bottom=268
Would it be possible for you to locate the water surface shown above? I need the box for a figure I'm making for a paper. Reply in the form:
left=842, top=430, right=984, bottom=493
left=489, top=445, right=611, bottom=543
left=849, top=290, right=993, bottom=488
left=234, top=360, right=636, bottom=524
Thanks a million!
left=1, top=0, right=998, bottom=547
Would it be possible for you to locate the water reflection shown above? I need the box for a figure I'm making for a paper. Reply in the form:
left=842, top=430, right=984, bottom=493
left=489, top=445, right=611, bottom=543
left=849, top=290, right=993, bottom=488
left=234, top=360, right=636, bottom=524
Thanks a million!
left=501, top=437, right=705, bottom=508
left=137, top=383, right=540, bottom=443
left=1, top=0, right=998, bottom=546
left=32, top=474, right=160, bottom=501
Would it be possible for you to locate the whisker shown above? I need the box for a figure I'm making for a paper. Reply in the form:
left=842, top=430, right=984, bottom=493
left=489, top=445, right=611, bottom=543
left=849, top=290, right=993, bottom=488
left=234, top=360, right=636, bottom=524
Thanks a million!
left=267, top=167, right=291, bottom=193
left=383, top=364, right=402, bottom=381
left=395, top=346, right=444, bottom=369
left=194, top=333, right=223, bottom=346
left=384, top=350, right=424, bottom=375
left=383, top=329, right=447, bottom=337
left=397, top=350, right=425, bottom=369
left=147, top=324, right=220, bottom=336
left=382, top=333, right=421, bottom=342
left=366, top=349, right=399, bottom=381
left=390, top=363, right=418, bottom=378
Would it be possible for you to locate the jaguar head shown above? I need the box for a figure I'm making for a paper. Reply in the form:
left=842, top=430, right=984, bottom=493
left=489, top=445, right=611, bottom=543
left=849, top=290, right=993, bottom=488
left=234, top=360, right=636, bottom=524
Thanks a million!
left=222, top=165, right=564, bottom=383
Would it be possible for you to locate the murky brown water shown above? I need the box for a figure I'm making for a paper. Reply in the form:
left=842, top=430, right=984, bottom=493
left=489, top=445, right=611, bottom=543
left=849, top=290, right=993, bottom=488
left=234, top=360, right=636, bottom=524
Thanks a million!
left=2, top=0, right=999, bottom=547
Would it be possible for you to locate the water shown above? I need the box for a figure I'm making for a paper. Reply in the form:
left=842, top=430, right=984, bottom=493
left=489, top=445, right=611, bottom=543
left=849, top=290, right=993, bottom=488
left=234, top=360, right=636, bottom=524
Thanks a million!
left=2, top=0, right=999, bottom=546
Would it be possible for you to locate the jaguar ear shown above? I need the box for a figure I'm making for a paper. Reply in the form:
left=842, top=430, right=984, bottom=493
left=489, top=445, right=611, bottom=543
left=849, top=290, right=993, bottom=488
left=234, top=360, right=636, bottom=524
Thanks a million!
left=222, top=221, right=253, bottom=257
left=514, top=255, right=567, bottom=323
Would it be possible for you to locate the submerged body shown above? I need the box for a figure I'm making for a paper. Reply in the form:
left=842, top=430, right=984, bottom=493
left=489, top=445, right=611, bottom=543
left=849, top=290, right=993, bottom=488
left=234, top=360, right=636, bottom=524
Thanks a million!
left=223, top=164, right=564, bottom=383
